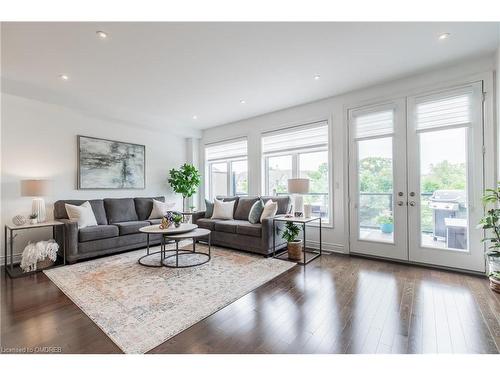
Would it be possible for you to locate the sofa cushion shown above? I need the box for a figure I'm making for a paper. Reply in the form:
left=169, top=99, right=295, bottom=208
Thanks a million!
left=54, top=199, right=108, bottom=225
left=236, top=221, right=262, bottom=237
left=248, top=199, right=264, bottom=224
left=78, top=225, right=119, bottom=242
left=216, top=196, right=240, bottom=216
left=134, top=196, right=165, bottom=220
left=260, top=196, right=291, bottom=215
left=234, top=197, right=259, bottom=220
left=197, top=218, right=220, bottom=231
left=104, top=198, right=139, bottom=224
left=114, top=221, right=150, bottom=235
left=214, top=220, right=239, bottom=234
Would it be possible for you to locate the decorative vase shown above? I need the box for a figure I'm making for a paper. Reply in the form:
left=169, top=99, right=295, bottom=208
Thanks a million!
left=380, top=223, right=394, bottom=234
left=29, top=218, right=37, bottom=225
left=304, top=204, right=312, bottom=218
left=12, top=215, right=27, bottom=226
left=287, top=240, right=303, bottom=261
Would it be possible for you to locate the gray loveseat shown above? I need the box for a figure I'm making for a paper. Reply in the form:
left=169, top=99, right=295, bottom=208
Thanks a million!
left=192, top=196, right=291, bottom=256
left=54, top=197, right=166, bottom=263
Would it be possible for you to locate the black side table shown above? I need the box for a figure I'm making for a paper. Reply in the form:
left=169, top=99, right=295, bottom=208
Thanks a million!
left=4, top=221, right=66, bottom=278
left=272, top=216, right=322, bottom=265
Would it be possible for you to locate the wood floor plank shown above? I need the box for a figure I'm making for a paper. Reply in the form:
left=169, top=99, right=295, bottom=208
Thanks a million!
left=2, top=253, right=499, bottom=354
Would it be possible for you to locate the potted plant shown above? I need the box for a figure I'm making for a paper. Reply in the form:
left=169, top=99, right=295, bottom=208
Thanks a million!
left=376, top=211, right=393, bottom=234
left=172, top=213, right=183, bottom=228
left=168, top=163, right=201, bottom=212
left=29, top=213, right=38, bottom=225
left=282, top=221, right=302, bottom=261
left=477, top=183, right=500, bottom=292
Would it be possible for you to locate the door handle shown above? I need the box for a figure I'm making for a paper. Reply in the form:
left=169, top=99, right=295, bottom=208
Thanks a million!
left=409, top=201, right=416, bottom=206
left=397, top=201, right=404, bottom=206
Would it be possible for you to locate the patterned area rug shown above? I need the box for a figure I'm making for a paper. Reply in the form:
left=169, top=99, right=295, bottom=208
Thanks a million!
left=44, top=243, right=294, bottom=353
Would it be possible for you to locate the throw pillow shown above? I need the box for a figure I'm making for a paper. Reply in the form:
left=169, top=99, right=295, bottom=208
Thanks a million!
left=260, top=199, right=278, bottom=222
left=65, top=201, right=98, bottom=229
left=204, top=198, right=214, bottom=218
left=248, top=199, right=264, bottom=224
left=149, top=199, right=175, bottom=219
left=211, top=199, right=235, bottom=220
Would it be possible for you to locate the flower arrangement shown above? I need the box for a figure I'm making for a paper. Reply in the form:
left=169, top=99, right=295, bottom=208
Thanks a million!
left=159, top=211, right=182, bottom=229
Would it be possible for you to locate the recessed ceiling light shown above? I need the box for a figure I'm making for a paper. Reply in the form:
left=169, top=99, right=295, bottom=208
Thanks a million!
left=438, top=33, right=451, bottom=41
left=96, top=30, right=108, bottom=39
left=313, top=74, right=321, bottom=81
left=240, top=99, right=246, bottom=104
left=192, top=115, right=198, bottom=120
left=59, top=74, right=69, bottom=81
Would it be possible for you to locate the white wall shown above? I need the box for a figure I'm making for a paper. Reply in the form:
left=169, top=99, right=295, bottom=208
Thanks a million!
left=1, top=93, right=188, bottom=261
left=200, top=55, right=496, bottom=254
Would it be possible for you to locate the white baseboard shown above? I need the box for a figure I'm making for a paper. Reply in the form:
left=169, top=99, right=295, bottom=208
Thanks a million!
left=306, top=240, right=346, bottom=254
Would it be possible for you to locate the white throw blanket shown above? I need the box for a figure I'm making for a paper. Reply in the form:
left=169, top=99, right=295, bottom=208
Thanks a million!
left=20, top=240, right=59, bottom=272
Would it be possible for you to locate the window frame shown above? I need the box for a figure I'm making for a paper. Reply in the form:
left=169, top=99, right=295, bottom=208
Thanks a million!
left=261, top=121, right=331, bottom=225
left=207, top=156, right=248, bottom=199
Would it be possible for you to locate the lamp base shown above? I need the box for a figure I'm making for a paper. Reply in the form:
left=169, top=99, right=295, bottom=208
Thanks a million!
left=293, top=194, right=304, bottom=217
left=32, top=198, right=46, bottom=223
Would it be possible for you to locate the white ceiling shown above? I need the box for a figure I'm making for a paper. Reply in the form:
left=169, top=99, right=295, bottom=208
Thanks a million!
left=2, top=22, right=499, bottom=137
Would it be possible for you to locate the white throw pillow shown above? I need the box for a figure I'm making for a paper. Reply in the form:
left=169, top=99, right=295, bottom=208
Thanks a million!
left=211, top=199, right=235, bottom=220
left=149, top=199, right=175, bottom=219
left=260, top=199, right=278, bottom=222
left=65, top=201, right=98, bottom=229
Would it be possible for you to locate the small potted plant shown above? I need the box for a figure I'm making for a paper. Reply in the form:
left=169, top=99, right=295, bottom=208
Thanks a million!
left=189, top=205, right=196, bottom=213
left=477, top=183, right=500, bottom=292
left=376, top=211, right=394, bottom=234
left=282, top=221, right=302, bottom=261
left=173, top=213, right=183, bottom=228
left=29, top=213, right=38, bottom=225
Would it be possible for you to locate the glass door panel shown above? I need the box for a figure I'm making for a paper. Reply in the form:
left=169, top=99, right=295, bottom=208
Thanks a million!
left=357, top=137, right=394, bottom=243
left=418, top=127, right=468, bottom=251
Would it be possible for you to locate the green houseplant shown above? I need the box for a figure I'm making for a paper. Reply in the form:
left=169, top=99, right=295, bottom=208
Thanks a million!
left=172, top=213, right=183, bottom=228
left=376, top=211, right=394, bottom=234
left=478, top=183, right=500, bottom=292
left=282, top=221, right=302, bottom=261
left=168, top=164, right=201, bottom=211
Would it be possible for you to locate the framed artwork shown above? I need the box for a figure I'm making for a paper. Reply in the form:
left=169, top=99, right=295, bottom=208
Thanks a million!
left=78, top=135, right=145, bottom=189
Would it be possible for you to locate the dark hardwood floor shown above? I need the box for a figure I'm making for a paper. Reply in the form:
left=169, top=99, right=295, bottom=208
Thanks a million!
left=2, top=253, right=499, bottom=354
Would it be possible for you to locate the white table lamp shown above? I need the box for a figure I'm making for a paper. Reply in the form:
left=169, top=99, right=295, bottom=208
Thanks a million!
left=21, top=179, right=49, bottom=223
left=287, top=178, right=309, bottom=217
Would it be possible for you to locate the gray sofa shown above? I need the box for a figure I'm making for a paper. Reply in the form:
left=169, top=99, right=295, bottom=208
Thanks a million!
left=54, top=197, right=166, bottom=263
left=192, top=196, right=291, bottom=256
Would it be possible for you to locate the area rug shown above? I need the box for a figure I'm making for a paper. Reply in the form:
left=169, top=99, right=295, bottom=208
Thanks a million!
left=43, top=243, right=294, bottom=353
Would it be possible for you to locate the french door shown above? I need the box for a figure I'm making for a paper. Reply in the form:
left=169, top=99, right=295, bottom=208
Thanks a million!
left=349, top=82, right=485, bottom=272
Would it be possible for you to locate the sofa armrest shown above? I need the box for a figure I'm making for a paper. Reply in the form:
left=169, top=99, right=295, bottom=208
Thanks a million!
left=192, top=211, right=206, bottom=224
left=55, top=219, right=79, bottom=258
left=261, top=215, right=287, bottom=250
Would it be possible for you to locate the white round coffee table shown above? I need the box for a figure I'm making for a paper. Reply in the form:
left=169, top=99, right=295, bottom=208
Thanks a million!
left=138, top=223, right=198, bottom=267
left=162, top=228, right=211, bottom=268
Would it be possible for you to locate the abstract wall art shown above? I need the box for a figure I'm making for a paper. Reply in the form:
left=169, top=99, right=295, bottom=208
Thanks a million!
left=78, top=135, right=145, bottom=189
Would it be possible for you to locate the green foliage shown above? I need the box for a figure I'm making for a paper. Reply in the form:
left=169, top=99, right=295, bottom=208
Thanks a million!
left=359, top=157, right=393, bottom=193
left=168, top=164, right=201, bottom=198
left=376, top=211, right=393, bottom=225
left=282, top=221, right=301, bottom=243
left=172, top=213, right=183, bottom=224
left=307, top=162, right=329, bottom=193
left=29, top=213, right=38, bottom=219
left=478, top=183, right=500, bottom=257
left=421, top=160, right=466, bottom=193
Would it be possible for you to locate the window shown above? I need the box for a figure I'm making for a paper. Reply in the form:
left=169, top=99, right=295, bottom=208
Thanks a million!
left=205, top=138, right=248, bottom=199
left=262, top=122, right=330, bottom=223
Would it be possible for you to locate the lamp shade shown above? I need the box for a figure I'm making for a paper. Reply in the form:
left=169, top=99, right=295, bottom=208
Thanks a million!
left=21, top=179, right=49, bottom=197
left=287, top=178, right=309, bottom=194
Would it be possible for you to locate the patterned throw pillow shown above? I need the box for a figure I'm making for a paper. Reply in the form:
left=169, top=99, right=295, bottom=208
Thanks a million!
left=204, top=198, right=214, bottom=218
left=248, top=199, right=264, bottom=224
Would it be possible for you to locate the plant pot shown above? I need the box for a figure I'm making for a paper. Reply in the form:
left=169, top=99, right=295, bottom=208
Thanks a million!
left=489, top=276, right=500, bottom=293
left=29, top=219, right=37, bottom=225
left=287, top=240, right=303, bottom=261
left=174, top=222, right=181, bottom=228
left=380, top=223, right=394, bottom=234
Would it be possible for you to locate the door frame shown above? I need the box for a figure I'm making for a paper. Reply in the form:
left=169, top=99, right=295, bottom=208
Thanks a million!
left=345, top=71, right=495, bottom=274
left=347, top=99, right=408, bottom=261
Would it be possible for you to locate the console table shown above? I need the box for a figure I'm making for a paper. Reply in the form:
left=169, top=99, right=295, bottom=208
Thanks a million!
left=4, top=221, right=66, bottom=278
left=272, top=216, right=322, bottom=265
